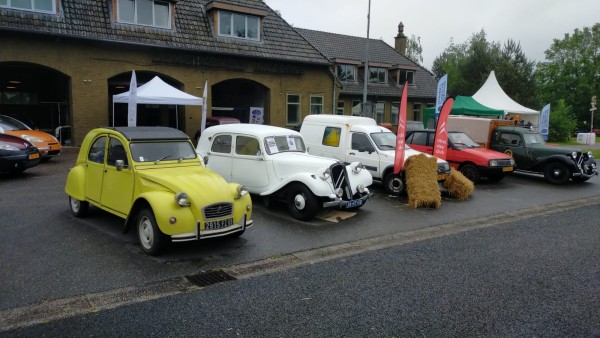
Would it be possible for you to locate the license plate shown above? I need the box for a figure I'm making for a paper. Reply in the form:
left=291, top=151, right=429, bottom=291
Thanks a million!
left=29, top=153, right=39, bottom=160
left=503, top=166, right=513, bottom=172
left=204, top=218, right=233, bottom=230
left=437, top=174, right=449, bottom=181
left=345, top=198, right=364, bottom=209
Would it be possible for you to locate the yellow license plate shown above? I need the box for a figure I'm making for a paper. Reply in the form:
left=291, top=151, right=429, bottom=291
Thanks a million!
left=29, top=153, right=40, bottom=160
left=502, top=166, right=513, bottom=172
left=437, top=174, right=449, bottom=181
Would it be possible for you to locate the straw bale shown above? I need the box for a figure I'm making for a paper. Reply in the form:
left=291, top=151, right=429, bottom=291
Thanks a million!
left=443, top=169, right=475, bottom=201
left=405, top=154, right=441, bottom=208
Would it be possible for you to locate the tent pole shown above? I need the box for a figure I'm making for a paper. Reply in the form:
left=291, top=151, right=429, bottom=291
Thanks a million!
left=176, top=106, right=179, bottom=129
left=112, top=102, right=115, bottom=127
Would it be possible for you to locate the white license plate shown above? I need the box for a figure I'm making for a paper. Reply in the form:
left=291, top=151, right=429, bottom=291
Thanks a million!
left=345, top=199, right=364, bottom=209
left=204, top=218, right=233, bottom=230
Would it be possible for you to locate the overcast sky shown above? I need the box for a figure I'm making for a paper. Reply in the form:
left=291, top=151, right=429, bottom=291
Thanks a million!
left=264, top=0, right=600, bottom=70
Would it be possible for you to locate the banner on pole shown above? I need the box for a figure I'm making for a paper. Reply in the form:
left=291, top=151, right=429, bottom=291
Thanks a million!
left=432, top=97, right=455, bottom=160
left=127, top=70, right=137, bottom=127
left=393, top=82, right=409, bottom=175
left=435, top=74, right=448, bottom=124
left=540, top=103, right=550, bottom=141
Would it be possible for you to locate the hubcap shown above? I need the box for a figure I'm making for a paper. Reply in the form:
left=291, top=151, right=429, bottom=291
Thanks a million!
left=553, top=168, right=562, bottom=177
left=70, top=198, right=80, bottom=212
left=294, top=194, right=306, bottom=210
left=391, top=178, right=403, bottom=192
left=138, top=217, right=154, bottom=250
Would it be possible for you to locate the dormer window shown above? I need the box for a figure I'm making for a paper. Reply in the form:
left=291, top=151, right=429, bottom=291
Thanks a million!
left=369, top=67, right=387, bottom=84
left=0, top=0, right=56, bottom=14
left=336, top=64, right=356, bottom=82
left=117, top=0, right=171, bottom=29
left=217, top=10, right=260, bottom=40
left=399, top=70, right=414, bottom=85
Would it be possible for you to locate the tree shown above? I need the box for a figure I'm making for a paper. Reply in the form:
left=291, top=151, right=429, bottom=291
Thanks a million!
left=535, top=23, right=600, bottom=129
left=548, top=99, right=577, bottom=142
left=432, top=30, right=536, bottom=103
left=405, top=34, right=424, bottom=65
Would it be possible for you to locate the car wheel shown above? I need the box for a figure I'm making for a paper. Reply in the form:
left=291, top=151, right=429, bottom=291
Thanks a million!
left=544, top=162, right=570, bottom=185
left=383, top=172, right=405, bottom=195
left=69, top=196, right=89, bottom=218
left=459, top=163, right=480, bottom=183
left=486, top=172, right=505, bottom=182
left=286, top=183, right=319, bottom=221
left=137, top=208, right=166, bottom=256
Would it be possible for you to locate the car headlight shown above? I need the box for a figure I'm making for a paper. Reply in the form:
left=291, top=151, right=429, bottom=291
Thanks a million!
left=236, top=185, right=249, bottom=198
left=588, top=151, right=594, bottom=159
left=335, top=187, right=344, bottom=198
left=320, top=168, right=331, bottom=180
left=357, top=184, right=366, bottom=193
left=438, top=162, right=450, bottom=172
left=489, top=160, right=498, bottom=167
left=571, top=151, right=578, bottom=159
left=352, top=162, right=365, bottom=174
left=21, top=135, right=43, bottom=143
left=174, top=192, right=191, bottom=207
left=510, top=158, right=515, bottom=166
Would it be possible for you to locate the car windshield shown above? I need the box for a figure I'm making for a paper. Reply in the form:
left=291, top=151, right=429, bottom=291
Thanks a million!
left=448, top=132, right=480, bottom=148
left=0, top=115, right=32, bottom=131
left=129, top=141, right=197, bottom=163
left=523, top=133, right=545, bottom=145
left=370, top=132, right=412, bottom=150
left=264, top=135, right=306, bottom=155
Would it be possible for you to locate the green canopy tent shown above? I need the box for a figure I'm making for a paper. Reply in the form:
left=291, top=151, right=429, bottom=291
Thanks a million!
left=423, top=95, right=504, bottom=128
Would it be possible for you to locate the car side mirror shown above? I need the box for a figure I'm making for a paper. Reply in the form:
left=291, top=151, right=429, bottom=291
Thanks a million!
left=115, top=159, right=124, bottom=171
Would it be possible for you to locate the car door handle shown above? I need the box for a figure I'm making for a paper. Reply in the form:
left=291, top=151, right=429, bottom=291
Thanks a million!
left=103, top=168, right=108, bottom=172
left=349, top=152, right=355, bottom=155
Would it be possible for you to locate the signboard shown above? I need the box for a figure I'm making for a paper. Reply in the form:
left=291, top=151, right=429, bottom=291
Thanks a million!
left=250, top=107, right=264, bottom=124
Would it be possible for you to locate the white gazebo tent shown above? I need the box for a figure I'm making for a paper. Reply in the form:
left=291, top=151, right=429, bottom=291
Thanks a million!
left=473, top=71, right=540, bottom=127
left=112, top=76, right=204, bottom=128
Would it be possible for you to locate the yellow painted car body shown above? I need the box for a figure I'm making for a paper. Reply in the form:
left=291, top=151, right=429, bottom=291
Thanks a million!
left=65, top=127, right=252, bottom=255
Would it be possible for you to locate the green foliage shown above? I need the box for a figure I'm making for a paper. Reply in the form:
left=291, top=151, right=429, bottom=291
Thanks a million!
left=548, top=99, right=577, bottom=142
left=405, top=34, right=424, bottom=65
left=535, top=23, right=600, bottom=129
left=432, top=30, right=536, bottom=106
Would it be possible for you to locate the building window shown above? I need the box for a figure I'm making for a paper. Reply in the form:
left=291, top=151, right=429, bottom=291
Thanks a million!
left=399, top=70, right=414, bottom=85
left=118, top=0, right=171, bottom=28
left=310, top=95, right=323, bottom=114
left=218, top=10, right=260, bottom=40
left=0, top=0, right=55, bottom=13
left=351, top=100, right=361, bottom=116
left=336, top=101, right=344, bottom=115
left=287, top=94, right=301, bottom=125
left=391, top=102, right=399, bottom=125
left=369, top=67, right=387, bottom=84
left=336, top=64, right=356, bottom=81
left=413, top=103, right=422, bottom=121
left=375, top=102, right=385, bottom=123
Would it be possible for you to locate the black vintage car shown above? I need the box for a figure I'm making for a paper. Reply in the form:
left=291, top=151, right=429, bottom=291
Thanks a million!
left=0, top=133, right=41, bottom=174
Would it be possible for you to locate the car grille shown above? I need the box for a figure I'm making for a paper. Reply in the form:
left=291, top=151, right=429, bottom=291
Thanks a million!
left=203, top=203, right=233, bottom=220
left=330, top=162, right=353, bottom=199
left=496, top=159, right=513, bottom=166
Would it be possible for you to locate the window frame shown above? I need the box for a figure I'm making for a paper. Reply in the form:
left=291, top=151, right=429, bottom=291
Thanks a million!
left=310, top=94, right=323, bottom=115
left=286, top=93, right=301, bottom=125
left=375, top=102, right=385, bottom=123
left=117, top=0, right=171, bottom=29
left=336, top=64, right=356, bottom=82
left=217, top=10, right=261, bottom=41
left=0, top=0, right=56, bottom=14
left=399, top=70, right=415, bottom=85
left=391, top=102, right=399, bottom=125
left=413, top=103, right=422, bottom=121
left=369, top=67, right=387, bottom=84
left=336, top=100, right=345, bottom=115
left=351, top=100, right=362, bottom=116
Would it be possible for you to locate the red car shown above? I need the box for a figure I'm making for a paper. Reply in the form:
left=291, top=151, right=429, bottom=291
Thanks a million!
left=406, top=129, right=515, bottom=182
left=0, top=133, right=41, bottom=174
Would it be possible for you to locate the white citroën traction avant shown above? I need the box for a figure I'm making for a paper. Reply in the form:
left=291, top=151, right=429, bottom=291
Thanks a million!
left=197, top=124, right=373, bottom=221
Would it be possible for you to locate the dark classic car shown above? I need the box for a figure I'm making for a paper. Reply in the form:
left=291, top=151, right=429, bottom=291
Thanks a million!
left=0, top=133, right=41, bottom=174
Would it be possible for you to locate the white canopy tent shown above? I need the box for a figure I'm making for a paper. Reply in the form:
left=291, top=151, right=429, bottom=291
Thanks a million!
left=473, top=71, right=540, bottom=126
left=112, top=76, right=204, bottom=128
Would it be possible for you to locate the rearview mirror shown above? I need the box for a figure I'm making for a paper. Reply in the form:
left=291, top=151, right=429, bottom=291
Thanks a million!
left=115, top=159, right=124, bottom=171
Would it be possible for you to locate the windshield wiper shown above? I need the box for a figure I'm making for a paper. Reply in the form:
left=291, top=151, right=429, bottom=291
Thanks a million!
left=154, top=154, right=174, bottom=164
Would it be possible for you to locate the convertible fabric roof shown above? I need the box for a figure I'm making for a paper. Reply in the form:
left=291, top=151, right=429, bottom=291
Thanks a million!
left=112, top=127, right=190, bottom=141
left=472, top=71, right=538, bottom=115
left=113, top=76, right=203, bottom=106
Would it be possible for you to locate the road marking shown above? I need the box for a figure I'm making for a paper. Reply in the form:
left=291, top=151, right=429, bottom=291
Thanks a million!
left=2, top=196, right=599, bottom=332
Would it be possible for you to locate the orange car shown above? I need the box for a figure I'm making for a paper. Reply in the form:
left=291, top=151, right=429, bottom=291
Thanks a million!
left=0, top=114, right=61, bottom=161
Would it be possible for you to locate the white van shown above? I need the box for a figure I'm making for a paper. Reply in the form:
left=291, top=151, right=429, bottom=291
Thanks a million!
left=300, top=115, right=451, bottom=195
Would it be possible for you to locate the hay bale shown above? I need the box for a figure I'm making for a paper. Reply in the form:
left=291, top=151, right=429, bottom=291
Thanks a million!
left=443, top=169, right=475, bottom=201
left=405, top=154, right=441, bottom=208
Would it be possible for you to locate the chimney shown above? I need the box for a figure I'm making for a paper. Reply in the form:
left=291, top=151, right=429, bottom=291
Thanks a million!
left=395, top=22, right=407, bottom=55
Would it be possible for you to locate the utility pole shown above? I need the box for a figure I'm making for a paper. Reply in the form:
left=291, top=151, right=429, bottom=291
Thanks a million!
left=591, top=96, right=597, bottom=134
left=361, top=0, right=371, bottom=117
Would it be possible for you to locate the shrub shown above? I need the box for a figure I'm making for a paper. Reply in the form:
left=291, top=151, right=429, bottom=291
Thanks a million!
left=548, top=99, right=577, bottom=142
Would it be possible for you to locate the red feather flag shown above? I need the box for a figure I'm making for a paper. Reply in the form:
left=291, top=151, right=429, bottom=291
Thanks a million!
left=432, top=97, right=455, bottom=160
left=393, top=82, right=409, bottom=174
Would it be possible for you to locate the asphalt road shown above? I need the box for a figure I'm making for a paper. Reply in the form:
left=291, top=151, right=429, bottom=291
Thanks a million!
left=3, top=203, right=599, bottom=337
left=1, top=147, right=599, bottom=334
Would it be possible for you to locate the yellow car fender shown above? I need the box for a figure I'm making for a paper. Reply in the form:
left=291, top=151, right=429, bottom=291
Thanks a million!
left=128, top=191, right=197, bottom=236
left=64, top=165, right=87, bottom=201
